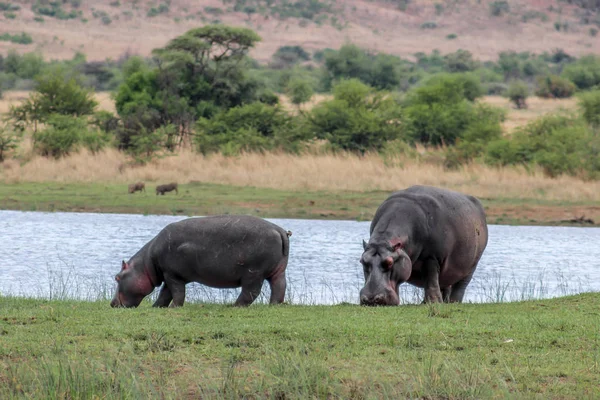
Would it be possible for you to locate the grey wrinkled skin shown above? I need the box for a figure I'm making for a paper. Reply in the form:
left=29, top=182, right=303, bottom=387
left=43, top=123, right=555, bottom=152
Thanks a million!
left=359, top=185, right=488, bottom=306
left=111, top=215, right=291, bottom=308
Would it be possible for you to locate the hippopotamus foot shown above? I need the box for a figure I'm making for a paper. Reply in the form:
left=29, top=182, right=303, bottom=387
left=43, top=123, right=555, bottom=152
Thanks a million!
left=152, top=284, right=173, bottom=307
left=267, top=270, right=287, bottom=304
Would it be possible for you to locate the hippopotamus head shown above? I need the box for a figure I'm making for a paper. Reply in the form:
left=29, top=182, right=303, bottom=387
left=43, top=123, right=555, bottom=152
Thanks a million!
left=359, top=239, right=412, bottom=306
left=110, top=260, right=154, bottom=308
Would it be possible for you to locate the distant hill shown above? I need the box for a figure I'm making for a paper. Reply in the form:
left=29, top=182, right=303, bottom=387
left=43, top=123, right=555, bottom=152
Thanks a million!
left=1, top=0, right=599, bottom=62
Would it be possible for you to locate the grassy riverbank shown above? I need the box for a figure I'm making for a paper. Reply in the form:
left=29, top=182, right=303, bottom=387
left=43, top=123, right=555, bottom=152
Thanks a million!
left=1, top=293, right=599, bottom=399
left=0, top=181, right=599, bottom=226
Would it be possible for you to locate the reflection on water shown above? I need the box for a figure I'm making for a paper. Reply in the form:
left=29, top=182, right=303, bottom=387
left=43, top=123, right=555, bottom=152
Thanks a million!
left=1, top=210, right=599, bottom=304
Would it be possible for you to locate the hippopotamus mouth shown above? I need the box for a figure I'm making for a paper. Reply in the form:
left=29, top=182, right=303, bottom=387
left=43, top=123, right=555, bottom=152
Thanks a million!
left=360, top=285, right=400, bottom=306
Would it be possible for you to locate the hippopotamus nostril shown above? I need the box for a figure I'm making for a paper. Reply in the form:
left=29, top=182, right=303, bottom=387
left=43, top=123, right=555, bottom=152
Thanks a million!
left=360, top=294, right=370, bottom=304
left=374, top=294, right=386, bottom=304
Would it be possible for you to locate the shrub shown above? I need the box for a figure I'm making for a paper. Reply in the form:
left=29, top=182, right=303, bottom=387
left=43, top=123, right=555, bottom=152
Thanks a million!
left=195, top=102, right=301, bottom=155
left=33, top=114, right=109, bottom=158
left=446, top=33, right=457, bottom=39
left=0, top=32, right=33, bottom=45
left=506, top=80, right=529, bottom=109
left=0, top=123, right=23, bottom=162
left=32, top=1, right=79, bottom=20
left=444, top=50, right=479, bottom=73
left=0, top=2, right=19, bottom=11
left=405, top=74, right=499, bottom=146
left=4, top=11, right=16, bottom=19
left=578, top=90, right=600, bottom=126
left=286, top=77, right=313, bottom=106
left=305, top=79, right=404, bottom=153
left=561, top=55, right=600, bottom=90
left=490, top=1, right=510, bottom=16
left=485, top=113, right=600, bottom=178
left=420, top=21, right=437, bottom=29
left=535, top=75, right=576, bottom=98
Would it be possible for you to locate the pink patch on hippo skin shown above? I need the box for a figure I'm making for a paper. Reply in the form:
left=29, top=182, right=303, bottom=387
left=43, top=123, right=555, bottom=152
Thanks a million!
left=268, top=261, right=287, bottom=281
left=389, top=236, right=407, bottom=251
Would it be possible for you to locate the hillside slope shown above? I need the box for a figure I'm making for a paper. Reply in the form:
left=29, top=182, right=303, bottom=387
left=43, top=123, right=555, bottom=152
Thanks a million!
left=0, top=0, right=599, bottom=62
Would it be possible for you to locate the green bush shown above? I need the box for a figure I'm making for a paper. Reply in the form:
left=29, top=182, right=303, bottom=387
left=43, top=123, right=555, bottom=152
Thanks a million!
left=0, top=32, right=33, bottom=45
left=405, top=74, right=499, bottom=146
left=446, top=33, right=457, bottom=39
left=578, top=90, right=600, bottom=126
left=195, top=102, right=301, bottom=155
left=0, top=2, right=19, bottom=11
left=3, top=11, right=16, bottom=19
left=490, top=1, right=510, bottom=16
left=286, top=77, right=313, bottom=106
left=535, top=75, right=576, bottom=98
left=305, top=79, right=404, bottom=153
left=485, top=113, right=600, bottom=179
left=561, top=55, right=600, bottom=90
left=32, top=1, right=79, bottom=19
left=506, top=80, right=529, bottom=109
left=33, top=114, right=108, bottom=158
left=0, top=123, right=23, bottom=162
left=420, top=21, right=437, bottom=29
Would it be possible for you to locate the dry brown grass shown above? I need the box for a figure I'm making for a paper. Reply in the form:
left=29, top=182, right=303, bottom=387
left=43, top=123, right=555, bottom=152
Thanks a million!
left=2, top=148, right=599, bottom=203
left=0, top=0, right=598, bottom=63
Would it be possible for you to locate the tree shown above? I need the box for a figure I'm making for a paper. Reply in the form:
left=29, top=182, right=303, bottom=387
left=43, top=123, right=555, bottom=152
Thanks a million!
left=305, top=79, right=404, bottom=153
left=286, top=77, right=313, bottom=107
left=115, top=25, right=267, bottom=147
left=506, top=81, right=529, bottom=109
left=0, top=123, right=23, bottom=162
left=10, top=67, right=97, bottom=131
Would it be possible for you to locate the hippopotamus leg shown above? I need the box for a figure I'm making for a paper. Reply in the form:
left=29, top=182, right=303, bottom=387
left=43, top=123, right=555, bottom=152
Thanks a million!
left=423, top=259, right=444, bottom=303
left=441, top=286, right=452, bottom=303
left=448, top=271, right=475, bottom=303
left=152, top=284, right=173, bottom=307
left=267, top=270, right=287, bottom=304
left=234, top=278, right=264, bottom=306
left=163, top=277, right=186, bottom=307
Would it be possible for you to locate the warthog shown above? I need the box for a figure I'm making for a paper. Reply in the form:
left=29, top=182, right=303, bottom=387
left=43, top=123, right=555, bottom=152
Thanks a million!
left=156, top=182, right=178, bottom=195
left=128, top=182, right=145, bottom=194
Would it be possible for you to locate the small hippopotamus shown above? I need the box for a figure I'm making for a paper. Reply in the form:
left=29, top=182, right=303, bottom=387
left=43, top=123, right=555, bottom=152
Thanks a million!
left=110, top=215, right=292, bottom=308
left=156, top=182, right=178, bottom=195
left=359, top=185, right=488, bottom=305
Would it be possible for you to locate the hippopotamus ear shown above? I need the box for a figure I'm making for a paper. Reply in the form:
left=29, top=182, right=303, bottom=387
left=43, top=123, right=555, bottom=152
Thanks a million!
left=121, top=260, right=129, bottom=271
left=362, top=240, right=368, bottom=250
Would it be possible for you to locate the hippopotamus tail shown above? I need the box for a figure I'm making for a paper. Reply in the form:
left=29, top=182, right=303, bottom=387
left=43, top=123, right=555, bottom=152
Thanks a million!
left=280, top=229, right=291, bottom=257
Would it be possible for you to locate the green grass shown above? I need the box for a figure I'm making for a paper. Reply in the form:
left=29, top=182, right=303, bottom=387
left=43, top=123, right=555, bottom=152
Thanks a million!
left=0, top=181, right=598, bottom=226
left=1, top=293, right=599, bottom=398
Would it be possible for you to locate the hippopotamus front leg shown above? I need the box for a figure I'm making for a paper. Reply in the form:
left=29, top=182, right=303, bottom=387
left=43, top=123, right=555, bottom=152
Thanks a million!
left=423, top=259, right=443, bottom=303
left=153, top=284, right=173, bottom=307
left=234, top=278, right=264, bottom=306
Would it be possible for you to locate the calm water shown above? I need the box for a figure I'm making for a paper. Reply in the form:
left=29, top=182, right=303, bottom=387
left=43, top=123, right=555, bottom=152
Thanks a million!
left=1, top=210, right=599, bottom=304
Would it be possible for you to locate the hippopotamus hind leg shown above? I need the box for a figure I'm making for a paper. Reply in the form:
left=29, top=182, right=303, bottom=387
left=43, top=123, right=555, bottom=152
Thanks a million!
left=448, top=271, right=474, bottom=303
left=267, top=271, right=287, bottom=304
left=153, top=284, right=173, bottom=307
left=163, top=277, right=186, bottom=307
left=423, top=259, right=444, bottom=303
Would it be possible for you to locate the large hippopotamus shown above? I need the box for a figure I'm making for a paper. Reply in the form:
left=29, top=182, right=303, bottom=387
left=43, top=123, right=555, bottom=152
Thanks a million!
left=110, top=215, right=292, bottom=308
left=359, top=185, right=488, bottom=305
